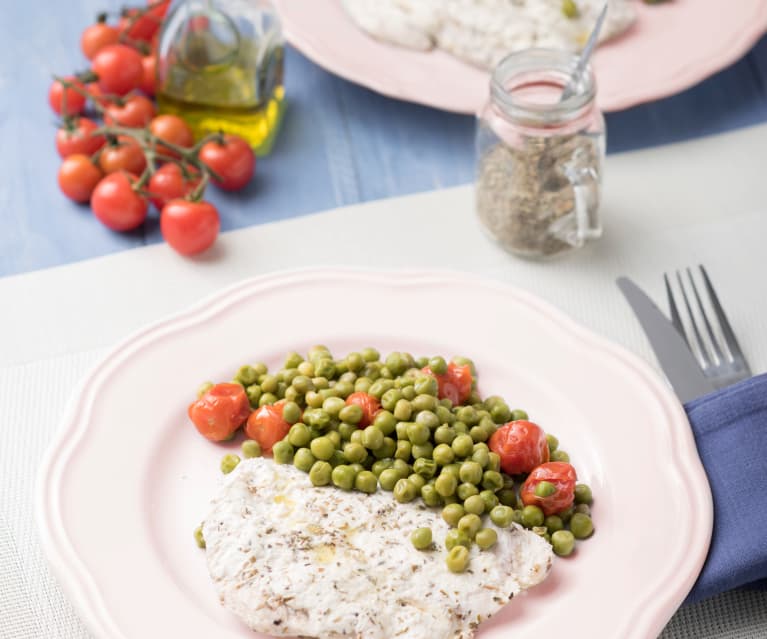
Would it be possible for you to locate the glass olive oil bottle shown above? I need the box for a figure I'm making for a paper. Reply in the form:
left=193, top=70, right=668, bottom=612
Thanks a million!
left=156, top=0, right=284, bottom=156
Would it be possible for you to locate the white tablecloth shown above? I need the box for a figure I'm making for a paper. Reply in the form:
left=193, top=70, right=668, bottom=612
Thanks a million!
left=2, top=123, right=767, bottom=638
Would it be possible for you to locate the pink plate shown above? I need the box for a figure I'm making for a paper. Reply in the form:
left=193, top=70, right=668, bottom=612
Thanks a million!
left=37, top=269, right=712, bottom=638
left=274, top=0, right=767, bottom=113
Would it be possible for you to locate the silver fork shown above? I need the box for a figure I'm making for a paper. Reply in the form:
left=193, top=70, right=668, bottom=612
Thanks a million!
left=663, top=265, right=751, bottom=389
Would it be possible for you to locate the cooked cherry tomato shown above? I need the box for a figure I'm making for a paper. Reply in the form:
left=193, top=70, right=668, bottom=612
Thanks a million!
left=48, top=77, right=86, bottom=116
left=245, top=403, right=291, bottom=454
left=91, top=172, right=148, bottom=231
left=488, top=420, right=549, bottom=475
left=147, top=163, right=201, bottom=210
left=55, top=118, right=105, bottom=158
left=98, top=136, right=147, bottom=175
left=188, top=382, right=251, bottom=442
left=520, top=461, right=578, bottom=516
left=198, top=135, right=255, bottom=191
left=104, top=94, right=156, bottom=127
left=149, top=114, right=194, bottom=157
left=140, top=55, right=157, bottom=96
left=422, top=361, right=473, bottom=405
left=345, top=392, right=381, bottom=428
left=57, top=154, right=103, bottom=203
left=80, top=21, right=120, bottom=60
left=160, top=199, right=220, bottom=255
left=92, top=44, right=144, bottom=96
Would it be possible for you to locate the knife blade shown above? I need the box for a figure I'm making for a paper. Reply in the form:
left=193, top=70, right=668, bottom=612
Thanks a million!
left=617, top=277, right=715, bottom=403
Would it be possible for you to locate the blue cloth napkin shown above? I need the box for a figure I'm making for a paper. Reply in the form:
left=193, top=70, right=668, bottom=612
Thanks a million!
left=684, top=373, right=767, bottom=603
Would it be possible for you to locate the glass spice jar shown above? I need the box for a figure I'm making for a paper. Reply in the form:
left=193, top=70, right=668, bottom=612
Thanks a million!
left=475, top=49, right=606, bottom=259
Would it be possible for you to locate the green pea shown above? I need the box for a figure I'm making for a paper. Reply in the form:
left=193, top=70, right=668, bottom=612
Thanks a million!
left=373, top=437, right=396, bottom=459
left=453, top=421, right=469, bottom=435
left=303, top=408, right=332, bottom=430
left=430, top=443, right=453, bottom=466
left=435, top=473, right=458, bottom=497
left=433, top=426, right=456, bottom=447
left=471, top=447, right=490, bottom=468
left=354, top=470, right=377, bottom=494
left=369, top=379, right=395, bottom=399
left=406, top=422, right=430, bottom=445
left=345, top=352, right=364, bottom=372
left=441, top=463, right=461, bottom=480
left=415, top=410, right=439, bottom=430
left=544, top=515, right=564, bottom=533
left=533, top=527, right=550, bottom=542
left=363, top=362, right=382, bottom=381
left=288, top=423, right=311, bottom=448
left=457, top=482, right=479, bottom=501
left=373, top=410, right=397, bottom=436
left=382, top=352, right=405, bottom=376
left=338, top=371, right=357, bottom=384
left=321, top=396, right=345, bottom=417
left=551, top=450, right=570, bottom=463
left=490, top=505, right=514, bottom=528
left=427, top=356, right=447, bottom=375
left=512, top=509, right=524, bottom=525
left=220, top=454, right=240, bottom=474
left=307, top=345, right=331, bottom=362
left=371, top=459, right=394, bottom=477
left=413, top=458, right=437, bottom=479
left=338, top=422, right=357, bottom=441
left=463, top=494, right=485, bottom=515
left=452, top=434, right=474, bottom=458
left=479, top=489, right=499, bottom=512
left=458, top=513, right=482, bottom=538
left=410, top=527, right=432, bottom=550
left=284, top=387, right=301, bottom=403
left=326, top=431, right=342, bottom=448
left=391, top=458, right=411, bottom=475
left=235, top=365, right=258, bottom=386
left=259, top=392, right=278, bottom=407
left=196, top=381, right=214, bottom=399
left=445, top=545, right=470, bottom=573
left=349, top=430, right=364, bottom=446
left=478, top=416, right=497, bottom=436
left=378, top=468, right=401, bottom=491
left=521, top=505, right=545, bottom=528
left=575, top=503, right=591, bottom=516
left=304, top=391, right=323, bottom=409
left=560, top=506, right=575, bottom=523
left=349, top=462, right=365, bottom=474
left=334, top=381, right=354, bottom=398
left=380, top=389, right=403, bottom=412
left=510, top=409, right=529, bottom=421
left=260, top=374, right=278, bottom=393
left=552, top=530, right=576, bottom=557
left=534, top=481, right=557, bottom=498
left=314, top=359, right=336, bottom=379
left=574, top=483, right=593, bottom=505
left=297, top=361, right=315, bottom=377
left=459, top=461, right=483, bottom=485
left=292, top=447, right=315, bottom=472
left=469, top=426, right=488, bottom=443
left=421, top=483, right=443, bottom=507
left=362, top=426, right=384, bottom=450
left=481, top=470, right=504, bottom=492
left=455, top=406, right=478, bottom=426
left=413, top=376, right=438, bottom=396
left=343, top=442, right=367, bottom=464
left=442, top=503, right=465, bottom=527
left=407, top=473, right=426, bottom=491
left=318, top=388, right=340, bottom=402
left=245, top=384, right=262, bottom=407
left=393, top=399, right=412, bottom=421
left=411, top=394, right=438, bottom=412
left=487, top=452, right=501, bottom=472
left=310, top=436, right=335, bottom=461
left=445, top=528, right=472, bottom=551
left=546, top=433, right=559, bottom=452
left=312, top=377, right=329, bottom=390
left=395, top=421, right=409, bottom=440
left=401, top=385, right=416, bottom=401
left=331, top=464, right=356, bottom=490
left=359, top=347, right=378, bottom=362
left=309, top=460, right=333, bottom=486
left=193, top=525, right=206, bottom=549
left=273, top=440, right=294, bottom=464
left=411, top=443, right=433, bottom=459
left=497, top=488, right=517, bottom=507
left=475, top=528, right=498, bottom=551
left=490, top=403, right=512, bottom=424
left=241, top=439, right=262, bottom=459
left=394, top=439, right=412, bottom=460
left=354, top=378, right=372, bottom=393
left=393, top=478, right=418, bottom=503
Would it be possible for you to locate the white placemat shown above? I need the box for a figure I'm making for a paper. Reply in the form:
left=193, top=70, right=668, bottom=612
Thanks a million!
left=2, top=122, right=767, bottom=638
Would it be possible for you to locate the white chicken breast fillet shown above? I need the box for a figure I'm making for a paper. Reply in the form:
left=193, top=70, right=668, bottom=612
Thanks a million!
left=202, top=458, right=553, bottom=639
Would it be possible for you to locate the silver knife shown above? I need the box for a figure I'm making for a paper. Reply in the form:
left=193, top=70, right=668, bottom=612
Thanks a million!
left=617, top=277, right=715, bottom=403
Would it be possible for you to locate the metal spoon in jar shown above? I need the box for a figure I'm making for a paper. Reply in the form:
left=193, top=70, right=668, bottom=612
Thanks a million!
left=560, top=3, right=608, bottom=102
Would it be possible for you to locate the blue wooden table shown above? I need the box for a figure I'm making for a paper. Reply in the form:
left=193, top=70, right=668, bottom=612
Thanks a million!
left=3, top=0, right=767, bottom=277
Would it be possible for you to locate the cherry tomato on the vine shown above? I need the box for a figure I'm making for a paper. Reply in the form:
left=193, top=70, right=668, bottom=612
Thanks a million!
left=245, top=402, right=290, bottom=454
left=345, top=392, right=381, bottom=428
left=119, top=3, right=165, bottom=42
left=104, top=94, right=156, bottom=127
left=85, top=82, right=111, bottom=109
left=92, top=44, right=144, bottom=96
left=488, top=420, right=550, bottom=475
left=199, top=135, right=255, bottom=191
left=91, top=172, right=148, bottom=231
left=148, top=163, right=201, bottom=210
left=189, top=382, right=251, bottom=442
left=160, top=199, right=220, bottom=255
left=520, top=462, right=578, bottom=516
left=80, top=21, right=120, bottom=60
left=49, top=77, right=86, bottom=116
left=55, top=118, right=105, bottom=158
left=140, top=55, right=157, bottom=97
left=98, top=136, right=147, bottom=175
left=58, top=154, right=103, bottom=203
left=149, top=114, right=195, bottom=157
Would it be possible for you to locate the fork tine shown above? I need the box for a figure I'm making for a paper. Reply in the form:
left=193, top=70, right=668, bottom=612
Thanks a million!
left=675, top=270, right=711, bottom=367
left=664, top=273, right=686, bottom=337
left=686, top=267, right=724, bottom=362
left=699, top=265, right=752, bottom=374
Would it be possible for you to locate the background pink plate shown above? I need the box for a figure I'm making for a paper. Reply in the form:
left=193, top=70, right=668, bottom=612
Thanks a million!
left=274, top=0, right=767, bottom=113
left=37, top=269, right=712, bottom=639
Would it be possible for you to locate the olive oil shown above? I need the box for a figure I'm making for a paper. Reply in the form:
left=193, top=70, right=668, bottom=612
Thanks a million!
left=156, top=0, right=285, bottom=156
